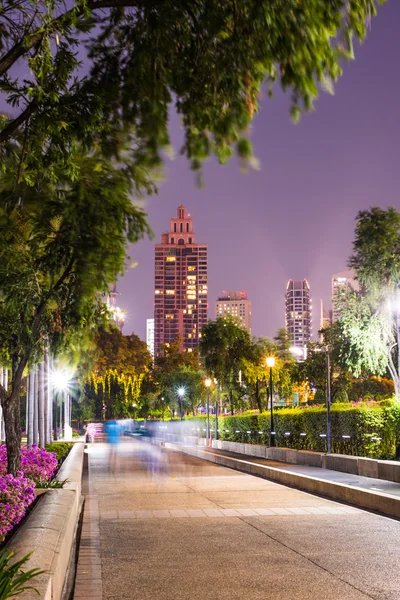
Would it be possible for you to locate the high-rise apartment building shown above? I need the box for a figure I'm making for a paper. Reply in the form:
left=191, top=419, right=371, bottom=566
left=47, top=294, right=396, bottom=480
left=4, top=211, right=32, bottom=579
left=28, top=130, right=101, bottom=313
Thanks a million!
left=215, top=291, right=252, bottom=333
left=146, top=318, right=154, bottom=357
left=332, top=270, right=358, bottom=321
left=285, top=279, right=312, bottom=348
left=154, top=205, right=208, bottom=356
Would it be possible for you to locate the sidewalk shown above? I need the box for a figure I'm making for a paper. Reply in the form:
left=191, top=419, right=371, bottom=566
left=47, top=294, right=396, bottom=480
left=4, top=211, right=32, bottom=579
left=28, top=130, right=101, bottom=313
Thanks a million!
left=166, top=442, right=400, bottom=519
left=202, top=446, right=400, bottom=496
left=73, top=439, right=400, bottom=600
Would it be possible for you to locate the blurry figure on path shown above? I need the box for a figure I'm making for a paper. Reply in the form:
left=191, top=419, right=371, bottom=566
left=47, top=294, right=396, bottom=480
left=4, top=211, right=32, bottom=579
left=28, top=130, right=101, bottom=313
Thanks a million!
left=104, top=419, right=120, bottom=472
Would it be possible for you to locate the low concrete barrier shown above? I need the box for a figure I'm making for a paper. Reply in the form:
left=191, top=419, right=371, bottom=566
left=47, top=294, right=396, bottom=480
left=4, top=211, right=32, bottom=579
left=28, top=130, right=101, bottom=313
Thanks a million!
left=168, top=443, right=400, bottom=521
left=8, top=442, right=85, bottom=600
left=209, top=439, right=400, bottom=483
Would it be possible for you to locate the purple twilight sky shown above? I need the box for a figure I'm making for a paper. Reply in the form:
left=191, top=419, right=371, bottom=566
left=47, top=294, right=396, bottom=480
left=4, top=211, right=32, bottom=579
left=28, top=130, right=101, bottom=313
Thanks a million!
left=116, top=2, right=400, bottom=342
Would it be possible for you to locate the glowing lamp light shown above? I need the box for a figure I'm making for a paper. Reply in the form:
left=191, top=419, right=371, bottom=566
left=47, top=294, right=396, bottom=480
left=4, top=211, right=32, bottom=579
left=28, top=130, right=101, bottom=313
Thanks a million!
left=266, top=356, right=275, bottom=368
left=177, top=387, right=185, bottom=398
left=51, top=370, right=72, bottom=391
left=204, top=378, right=212, bottom=388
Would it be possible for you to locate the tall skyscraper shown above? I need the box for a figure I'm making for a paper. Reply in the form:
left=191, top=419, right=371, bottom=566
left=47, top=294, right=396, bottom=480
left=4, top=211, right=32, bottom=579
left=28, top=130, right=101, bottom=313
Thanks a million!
left=285, top=279, right=312, bottom=348
left=154, top=205, right=208, bottom=356
left=332, top=270, right=358, bottom=321
left=215, top=291, right=252, bottom=333
left=146, top=318, right=154, bottom=357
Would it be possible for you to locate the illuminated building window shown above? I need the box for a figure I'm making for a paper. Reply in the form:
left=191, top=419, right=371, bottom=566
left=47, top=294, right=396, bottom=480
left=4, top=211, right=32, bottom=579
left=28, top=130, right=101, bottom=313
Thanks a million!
left=166, top=290, right=175, bottom=295
left=166, top=256, right=176, bottom=262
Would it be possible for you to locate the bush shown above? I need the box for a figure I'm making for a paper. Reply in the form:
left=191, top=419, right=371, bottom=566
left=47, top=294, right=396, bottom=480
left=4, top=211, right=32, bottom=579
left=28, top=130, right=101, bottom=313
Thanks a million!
left=44, top=442, right=73, bottom=462
left=0, top=446, right=58, bottom=482
left=0, top=474, right=35, bottom=541
left=205, top=403, right=400, bottom=459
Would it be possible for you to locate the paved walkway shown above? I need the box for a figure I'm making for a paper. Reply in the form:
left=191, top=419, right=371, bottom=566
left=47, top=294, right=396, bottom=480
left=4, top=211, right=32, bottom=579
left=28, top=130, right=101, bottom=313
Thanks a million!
left=74, top=439, right=400, bottom=600
left=200, top=446, right=400, bottom=497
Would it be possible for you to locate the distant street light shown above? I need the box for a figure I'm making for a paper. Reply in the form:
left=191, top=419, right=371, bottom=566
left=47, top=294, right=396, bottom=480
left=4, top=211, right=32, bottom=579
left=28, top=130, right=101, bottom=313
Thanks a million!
left=214, top=378, right=218, bottom=441
left=177, top=387, right=185, bottom=421
left=204, top=378, right=212, bottom=444
left=266, top=357, right=276, bottom=447
left=51, top=368, right=73, bottom=441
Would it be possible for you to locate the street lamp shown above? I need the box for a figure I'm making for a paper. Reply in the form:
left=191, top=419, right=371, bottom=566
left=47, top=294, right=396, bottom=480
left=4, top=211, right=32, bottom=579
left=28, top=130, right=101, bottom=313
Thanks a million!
left=266, top=357, right=275, bottom=447
left=205, top=378, right=212, bottom=444
left=214, top=378, right=218, bottom=441
left=177, top=387, right=185, bottom=420
left=51, top=368, right=73, bottom=441
left=325, top=346, right=331, bottom=454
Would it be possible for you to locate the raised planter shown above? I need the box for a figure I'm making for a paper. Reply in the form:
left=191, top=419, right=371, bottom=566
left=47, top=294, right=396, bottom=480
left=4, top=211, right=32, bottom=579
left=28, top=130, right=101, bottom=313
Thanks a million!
left=7, top=442, right=85, bottom=600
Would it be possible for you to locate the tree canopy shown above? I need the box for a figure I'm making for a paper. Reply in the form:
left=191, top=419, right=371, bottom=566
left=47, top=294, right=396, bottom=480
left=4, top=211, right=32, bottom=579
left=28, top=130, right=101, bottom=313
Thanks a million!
left=90, top=325, right=152, bottom=377
left=0, top=0, right=385, bottom=183
left=0, top=148, right=150, bottom=473
left=336, top=207, right=400, bottom=397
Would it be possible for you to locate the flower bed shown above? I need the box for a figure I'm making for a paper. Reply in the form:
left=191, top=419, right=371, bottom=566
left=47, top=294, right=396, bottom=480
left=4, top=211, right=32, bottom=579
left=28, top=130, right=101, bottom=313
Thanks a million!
left=0, top=475, right=35, bottom=540
left=0, top=445, right=59, bottom=542
left=0, top=445, right=58, bottom=482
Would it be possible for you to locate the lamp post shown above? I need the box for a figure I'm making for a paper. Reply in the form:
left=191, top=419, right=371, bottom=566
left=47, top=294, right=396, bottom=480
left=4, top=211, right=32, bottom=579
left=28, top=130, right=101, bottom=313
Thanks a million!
left=205, top=378, right=212, bottom=444
left=326, top=347, right=331, bottom=454
left=177, top=387, right=185, bottom=420
left=214, top=379, right=218, bottom=441
left=266, top=357, right=275, bottom=447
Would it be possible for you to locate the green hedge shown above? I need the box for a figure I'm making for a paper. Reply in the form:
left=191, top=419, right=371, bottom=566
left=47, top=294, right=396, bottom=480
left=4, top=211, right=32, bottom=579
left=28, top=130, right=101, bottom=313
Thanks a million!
left=196, top=404, right=400, bottom=459
left=45, top=442, right=74, bottom=462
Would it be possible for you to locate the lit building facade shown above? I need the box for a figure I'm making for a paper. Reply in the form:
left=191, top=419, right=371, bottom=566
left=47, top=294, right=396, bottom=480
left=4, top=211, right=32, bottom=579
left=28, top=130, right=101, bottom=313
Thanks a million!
left=154, top=205, right=208, bottom=356
left=215, top=291, right=252, bottom=333
left=285, top=279, right=312, bottom=348
left=146, top=318, right=154, bottom=357
left=332, top=270, right=358, bottom=321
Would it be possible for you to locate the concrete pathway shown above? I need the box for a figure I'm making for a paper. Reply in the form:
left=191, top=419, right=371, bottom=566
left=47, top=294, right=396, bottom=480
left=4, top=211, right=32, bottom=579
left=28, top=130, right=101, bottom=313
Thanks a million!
left=74, top=439, right=400, bottom=600
left=200, top=446, right=400, bottom=497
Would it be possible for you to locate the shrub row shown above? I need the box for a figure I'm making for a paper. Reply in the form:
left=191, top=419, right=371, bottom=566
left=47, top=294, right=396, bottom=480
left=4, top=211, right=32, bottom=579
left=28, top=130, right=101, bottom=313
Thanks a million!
left=45, top=442, right=73, bottom=462
left=193, top=404, right=400, bottom=459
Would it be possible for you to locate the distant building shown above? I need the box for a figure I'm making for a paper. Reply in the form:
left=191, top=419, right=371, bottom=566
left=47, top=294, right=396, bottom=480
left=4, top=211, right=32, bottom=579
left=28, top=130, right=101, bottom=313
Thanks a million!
left=285, top=279, right=312, bottom=349
left=154, top=205, right=208, bottom=356
left=146, top=318, right=154, bottom=357
left=215, top=291, right=252, bottom=333
left=332, top=270, right=358, bottom=321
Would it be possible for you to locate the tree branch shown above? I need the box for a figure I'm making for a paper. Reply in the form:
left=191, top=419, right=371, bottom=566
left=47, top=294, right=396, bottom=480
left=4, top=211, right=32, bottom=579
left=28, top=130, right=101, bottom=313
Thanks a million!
left=0, top=100, right=36, bottom=143
left=0, top=0, right=165, bottom=78
left=30, top=255, right=76, bottom=339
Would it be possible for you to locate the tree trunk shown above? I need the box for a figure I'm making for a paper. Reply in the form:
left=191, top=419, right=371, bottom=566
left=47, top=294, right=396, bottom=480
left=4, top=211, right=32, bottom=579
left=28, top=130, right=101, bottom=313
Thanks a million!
left=2, top=370, right=8, bottom=440
left=230, top=390, right=234, bottom=416
left=44, top=351, right=49, bottom=444
left=33, top=365, right=39, bottom=445
left=48, top=355, right=53, bottom=443
left=28, top=370, right=34, bottom=446
left=39, top=361, right=45, bottom=448
left=0, top=367, right=4, bottom=442
left=1, top=356, right=27, bottom=475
